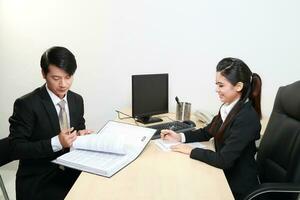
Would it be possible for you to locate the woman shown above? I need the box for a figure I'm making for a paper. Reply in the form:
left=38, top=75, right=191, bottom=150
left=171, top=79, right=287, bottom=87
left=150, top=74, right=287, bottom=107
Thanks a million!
left=161, top=57, right=262, bottom=200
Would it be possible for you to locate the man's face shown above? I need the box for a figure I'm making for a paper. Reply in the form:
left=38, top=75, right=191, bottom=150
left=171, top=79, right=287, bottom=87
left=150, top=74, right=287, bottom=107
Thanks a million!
left=43, top=65, right=74, bottom=99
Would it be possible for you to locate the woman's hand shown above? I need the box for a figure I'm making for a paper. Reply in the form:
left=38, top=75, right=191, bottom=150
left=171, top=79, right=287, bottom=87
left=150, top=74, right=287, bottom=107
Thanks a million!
left=160, top=129, right=193, bottom=155
left=160, top=129, right=181, bottom=142
left=170, top=143, right=193, bottom=155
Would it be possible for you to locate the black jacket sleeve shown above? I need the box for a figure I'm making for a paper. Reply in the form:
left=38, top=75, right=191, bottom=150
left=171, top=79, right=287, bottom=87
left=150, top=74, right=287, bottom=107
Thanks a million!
left=9, top=98, right=55, bottom=160
left=189, top=108, right=261, bottom=169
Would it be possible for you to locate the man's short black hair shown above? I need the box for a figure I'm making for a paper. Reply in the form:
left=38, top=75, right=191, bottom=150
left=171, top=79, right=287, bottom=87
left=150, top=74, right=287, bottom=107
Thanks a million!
left=40, top=46, right=77, bottom=75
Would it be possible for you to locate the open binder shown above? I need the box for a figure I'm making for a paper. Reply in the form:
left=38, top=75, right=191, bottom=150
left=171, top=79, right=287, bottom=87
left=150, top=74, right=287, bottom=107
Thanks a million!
left=53, top=121, right=156, bottom=177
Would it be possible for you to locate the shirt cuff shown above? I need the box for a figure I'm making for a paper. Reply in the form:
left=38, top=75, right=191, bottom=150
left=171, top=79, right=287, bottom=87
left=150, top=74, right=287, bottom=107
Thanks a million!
left=51, top=135, right=63, bottom=152
left=179, top=132, right=186, bottom=143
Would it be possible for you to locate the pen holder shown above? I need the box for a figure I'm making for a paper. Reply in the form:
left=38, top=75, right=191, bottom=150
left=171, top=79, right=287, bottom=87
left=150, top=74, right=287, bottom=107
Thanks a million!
left=176, top=102, right=191, bottom=121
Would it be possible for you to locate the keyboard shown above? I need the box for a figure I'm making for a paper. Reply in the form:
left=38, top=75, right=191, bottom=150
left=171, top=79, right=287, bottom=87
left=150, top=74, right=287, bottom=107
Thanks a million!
left=147, top=121, right=196, bottom=139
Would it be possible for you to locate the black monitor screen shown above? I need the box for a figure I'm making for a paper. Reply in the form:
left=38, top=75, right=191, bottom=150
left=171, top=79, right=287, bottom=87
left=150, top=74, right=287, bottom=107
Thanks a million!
left=132, top=73, right=168, bottom=124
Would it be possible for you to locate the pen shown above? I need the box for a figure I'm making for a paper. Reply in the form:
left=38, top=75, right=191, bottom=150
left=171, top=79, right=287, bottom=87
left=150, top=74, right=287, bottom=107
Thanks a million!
left=68, top=127, right=74, bottom=135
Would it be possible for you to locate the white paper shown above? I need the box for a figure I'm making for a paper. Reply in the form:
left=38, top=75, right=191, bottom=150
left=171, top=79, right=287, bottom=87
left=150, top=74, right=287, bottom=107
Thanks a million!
left=72, top=132, right=126, bottom=155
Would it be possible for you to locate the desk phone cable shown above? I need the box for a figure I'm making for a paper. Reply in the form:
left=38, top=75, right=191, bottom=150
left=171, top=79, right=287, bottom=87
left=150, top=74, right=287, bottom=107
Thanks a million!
left=115, top=110, right=176, bottom=127
left=115, top=110, right=139, bottom=126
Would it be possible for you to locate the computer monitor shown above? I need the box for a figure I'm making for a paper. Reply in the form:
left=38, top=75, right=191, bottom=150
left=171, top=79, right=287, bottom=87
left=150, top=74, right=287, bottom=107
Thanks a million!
left=132, top=73, right=168, bottom=124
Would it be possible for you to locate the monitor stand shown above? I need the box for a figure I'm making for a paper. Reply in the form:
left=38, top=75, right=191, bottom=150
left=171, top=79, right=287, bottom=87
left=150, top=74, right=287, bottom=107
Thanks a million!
left=136, top=116, right=163, bottom=124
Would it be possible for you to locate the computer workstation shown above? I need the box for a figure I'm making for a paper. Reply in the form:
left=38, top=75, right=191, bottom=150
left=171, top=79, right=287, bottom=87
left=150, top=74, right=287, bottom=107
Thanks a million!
left=131, top=73, right=196, bottom=139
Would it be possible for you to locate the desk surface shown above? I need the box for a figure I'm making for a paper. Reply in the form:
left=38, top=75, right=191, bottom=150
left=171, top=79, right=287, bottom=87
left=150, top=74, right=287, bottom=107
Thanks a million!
left=66, top=112, right=234, bottom=200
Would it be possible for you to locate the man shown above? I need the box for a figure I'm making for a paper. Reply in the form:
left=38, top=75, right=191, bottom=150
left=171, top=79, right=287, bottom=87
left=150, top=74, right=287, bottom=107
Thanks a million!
left=9, top=46, right=92, bottom=200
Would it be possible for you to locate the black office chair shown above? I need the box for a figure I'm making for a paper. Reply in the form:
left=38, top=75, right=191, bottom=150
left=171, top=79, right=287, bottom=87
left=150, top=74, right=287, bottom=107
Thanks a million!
left=244, top=81, right=300, bottom=200
left=0, top=137, right=12, bottom=200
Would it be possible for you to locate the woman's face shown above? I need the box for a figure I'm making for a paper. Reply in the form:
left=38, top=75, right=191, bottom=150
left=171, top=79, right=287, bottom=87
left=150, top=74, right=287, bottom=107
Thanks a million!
left=215, top=72, right=242, bottom=104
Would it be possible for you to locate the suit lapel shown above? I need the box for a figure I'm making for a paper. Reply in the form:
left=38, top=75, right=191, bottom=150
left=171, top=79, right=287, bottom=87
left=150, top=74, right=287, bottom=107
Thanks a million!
left=67, top=92, right=76, bottom=128
left=38, top=85, right=61, bottom=134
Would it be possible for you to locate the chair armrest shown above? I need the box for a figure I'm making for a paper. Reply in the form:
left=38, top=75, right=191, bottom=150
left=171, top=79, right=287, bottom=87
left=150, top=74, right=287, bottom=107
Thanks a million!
left=244, top=183, right=300, bottom=200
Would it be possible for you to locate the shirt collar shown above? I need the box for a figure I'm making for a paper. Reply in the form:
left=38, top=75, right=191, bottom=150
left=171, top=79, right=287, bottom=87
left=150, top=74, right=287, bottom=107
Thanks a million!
left=220, top=98, right=239, bottom=121
left=45, top=84, right=68, bottom=106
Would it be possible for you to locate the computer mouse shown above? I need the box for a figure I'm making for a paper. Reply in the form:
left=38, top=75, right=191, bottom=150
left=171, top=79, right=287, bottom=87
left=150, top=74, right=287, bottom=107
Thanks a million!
left=182, top=120, right=196, bottom=127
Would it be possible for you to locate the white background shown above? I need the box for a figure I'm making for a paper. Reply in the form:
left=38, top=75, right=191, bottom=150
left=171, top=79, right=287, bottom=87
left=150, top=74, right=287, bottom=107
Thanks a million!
left=1, top=0, right=299, bottom=138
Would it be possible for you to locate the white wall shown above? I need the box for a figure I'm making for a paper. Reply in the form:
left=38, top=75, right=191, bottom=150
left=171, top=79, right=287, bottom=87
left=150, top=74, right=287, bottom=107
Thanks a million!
left=1, top=0, right=300, bottom=138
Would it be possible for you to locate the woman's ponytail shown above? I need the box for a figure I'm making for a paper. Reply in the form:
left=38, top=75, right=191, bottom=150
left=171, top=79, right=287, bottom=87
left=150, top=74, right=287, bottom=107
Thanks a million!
left=250, top=73, right=262, bottom=119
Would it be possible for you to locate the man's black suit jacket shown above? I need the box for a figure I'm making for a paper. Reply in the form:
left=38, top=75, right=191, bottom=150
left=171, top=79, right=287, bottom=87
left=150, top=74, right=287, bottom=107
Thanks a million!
left=9, top=85, right=85, bottom=200
left=184, top=101, right=261, bottom=199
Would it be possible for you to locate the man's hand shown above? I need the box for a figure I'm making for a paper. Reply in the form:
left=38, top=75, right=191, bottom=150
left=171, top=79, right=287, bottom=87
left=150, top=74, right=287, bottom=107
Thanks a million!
left=77, top=129, right=94, bottom=136
left=58, top=127, right=77, bottom=148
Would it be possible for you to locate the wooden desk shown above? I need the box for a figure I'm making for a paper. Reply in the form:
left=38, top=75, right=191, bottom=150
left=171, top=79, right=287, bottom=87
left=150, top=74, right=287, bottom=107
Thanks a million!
left=65, top=112, right=234, bottom=200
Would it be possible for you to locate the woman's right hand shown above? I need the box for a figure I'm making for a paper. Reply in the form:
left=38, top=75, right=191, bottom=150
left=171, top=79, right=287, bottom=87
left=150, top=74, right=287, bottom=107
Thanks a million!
left=160, top=129, right=181, bottom=142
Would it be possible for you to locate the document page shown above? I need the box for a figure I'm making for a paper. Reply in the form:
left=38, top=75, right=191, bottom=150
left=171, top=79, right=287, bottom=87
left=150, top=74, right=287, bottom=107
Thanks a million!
left=56, top=149, right=132, bottom=176
left=73, top=132, right=126, bottom=155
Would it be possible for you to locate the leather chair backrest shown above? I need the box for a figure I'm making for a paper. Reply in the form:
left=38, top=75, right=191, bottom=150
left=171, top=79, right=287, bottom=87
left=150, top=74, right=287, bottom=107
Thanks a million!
left=0, top=137, right=12, bottom=166
left=291, top=134, right=300, bottom=183
left=257, top=81, right=300, bottom=184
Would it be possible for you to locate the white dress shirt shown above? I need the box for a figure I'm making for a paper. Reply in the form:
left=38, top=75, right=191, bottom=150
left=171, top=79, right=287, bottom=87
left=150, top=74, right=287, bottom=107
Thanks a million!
left=220, top=98, right=239, bottom=122
left=46, top=85, right=70, bottom=152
